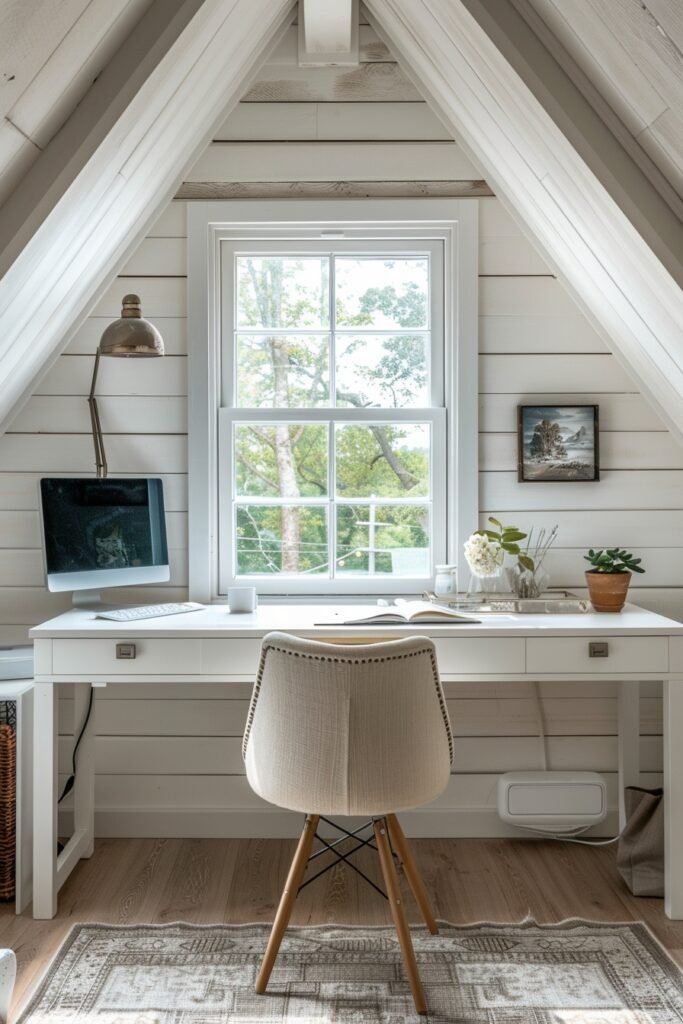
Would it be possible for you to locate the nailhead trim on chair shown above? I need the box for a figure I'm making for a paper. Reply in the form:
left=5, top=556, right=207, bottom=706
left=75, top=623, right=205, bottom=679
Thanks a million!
left=242, top=641, right=454, bottom=764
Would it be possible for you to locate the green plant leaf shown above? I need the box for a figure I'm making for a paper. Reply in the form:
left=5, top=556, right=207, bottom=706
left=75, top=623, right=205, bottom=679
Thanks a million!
left=503, top=542, right=520, bottom=554
left=488, top=517, right=502, bottom=529
left=518, top=554, right=535, bottom=572
left=502, top=530, right=526, bottom=542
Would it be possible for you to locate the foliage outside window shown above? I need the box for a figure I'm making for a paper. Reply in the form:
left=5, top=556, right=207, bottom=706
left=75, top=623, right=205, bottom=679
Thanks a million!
left=219, top=241, right=446, bottom=593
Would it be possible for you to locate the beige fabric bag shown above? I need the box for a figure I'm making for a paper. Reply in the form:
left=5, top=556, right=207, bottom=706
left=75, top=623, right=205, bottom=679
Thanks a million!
left=616, top=786, right=664, bottom=898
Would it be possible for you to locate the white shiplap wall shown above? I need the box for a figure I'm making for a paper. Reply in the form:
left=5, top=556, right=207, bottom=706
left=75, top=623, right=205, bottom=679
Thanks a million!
left=1, top=19, right=681, bottom=836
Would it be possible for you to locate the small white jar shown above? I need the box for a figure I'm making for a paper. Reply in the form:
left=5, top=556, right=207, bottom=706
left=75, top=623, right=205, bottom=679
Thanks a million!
left=434, top=564, right=458, bottom=596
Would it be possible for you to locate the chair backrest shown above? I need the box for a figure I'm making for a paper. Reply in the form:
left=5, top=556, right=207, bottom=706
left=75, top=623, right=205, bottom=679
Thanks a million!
left=243, top=631, right=453, bottom=817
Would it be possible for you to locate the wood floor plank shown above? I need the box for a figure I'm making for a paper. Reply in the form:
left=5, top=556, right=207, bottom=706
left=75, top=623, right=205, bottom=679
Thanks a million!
left=3, top=835, right=682, bottom=1020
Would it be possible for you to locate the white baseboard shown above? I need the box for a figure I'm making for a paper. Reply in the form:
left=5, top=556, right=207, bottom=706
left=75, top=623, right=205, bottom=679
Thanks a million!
left=58, top=807, right=620, bottom=840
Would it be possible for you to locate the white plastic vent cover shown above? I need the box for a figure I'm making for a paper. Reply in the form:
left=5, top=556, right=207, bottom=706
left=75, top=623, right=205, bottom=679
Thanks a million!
left=497, top=771, right=608, bottom=834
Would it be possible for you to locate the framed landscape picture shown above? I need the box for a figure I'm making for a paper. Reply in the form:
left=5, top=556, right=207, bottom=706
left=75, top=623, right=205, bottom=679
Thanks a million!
left=518, top=405, right=600, bottom=482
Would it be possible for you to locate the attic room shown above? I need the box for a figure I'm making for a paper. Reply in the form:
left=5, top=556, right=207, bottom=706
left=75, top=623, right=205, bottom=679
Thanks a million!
left=0, top=0, right=682, bottom=1019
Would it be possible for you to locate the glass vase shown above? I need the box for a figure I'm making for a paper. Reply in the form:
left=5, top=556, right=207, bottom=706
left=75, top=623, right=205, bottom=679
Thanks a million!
left=507, top=564, right=550, bottom=599
left=466, top=563, right=511, bottom=597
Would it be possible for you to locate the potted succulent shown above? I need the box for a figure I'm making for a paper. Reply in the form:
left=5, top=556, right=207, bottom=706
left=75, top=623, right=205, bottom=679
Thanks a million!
left=584, top=548, right=645, bottom=612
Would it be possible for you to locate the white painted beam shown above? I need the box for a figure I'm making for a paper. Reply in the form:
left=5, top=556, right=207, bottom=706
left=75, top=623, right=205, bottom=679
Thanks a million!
left=298, top=0, right=359, bottom=66
left=0, top=0, right=295, bottom=434
left=365, top=0, right=683, bottom=443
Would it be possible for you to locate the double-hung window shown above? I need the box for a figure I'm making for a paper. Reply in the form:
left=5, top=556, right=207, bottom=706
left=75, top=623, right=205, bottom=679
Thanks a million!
left=188, top=202, right=477, bottom=600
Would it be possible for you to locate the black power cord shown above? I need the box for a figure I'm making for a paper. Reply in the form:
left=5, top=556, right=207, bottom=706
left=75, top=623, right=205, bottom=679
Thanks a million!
left=58, top=687, right=94, bottom=804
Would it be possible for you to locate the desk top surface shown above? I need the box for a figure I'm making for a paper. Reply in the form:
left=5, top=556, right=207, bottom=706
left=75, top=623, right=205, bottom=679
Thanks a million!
left=30, top=602, right=683, bottom=639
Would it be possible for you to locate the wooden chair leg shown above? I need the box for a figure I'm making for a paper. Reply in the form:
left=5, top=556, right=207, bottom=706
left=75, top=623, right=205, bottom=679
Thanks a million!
left=255, top=814, right=319, bottom=994
left=387, top=814, right=438, bottom=935
left=374, top=817, right=427, bottom=1016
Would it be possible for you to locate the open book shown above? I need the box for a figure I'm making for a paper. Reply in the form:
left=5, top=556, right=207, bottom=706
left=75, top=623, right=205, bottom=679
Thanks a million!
left=318, top=601, right=480, bottom=626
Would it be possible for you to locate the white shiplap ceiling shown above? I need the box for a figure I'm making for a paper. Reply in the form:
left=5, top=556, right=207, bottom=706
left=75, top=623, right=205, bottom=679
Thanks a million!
left=522, top=0, right=683, bottom=208
left=0, top=0, right=154, bottom=206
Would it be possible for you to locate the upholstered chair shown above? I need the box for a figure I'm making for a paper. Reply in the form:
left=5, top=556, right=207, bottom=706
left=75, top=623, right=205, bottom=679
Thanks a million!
left=243, top=631, right=453, bottom=1015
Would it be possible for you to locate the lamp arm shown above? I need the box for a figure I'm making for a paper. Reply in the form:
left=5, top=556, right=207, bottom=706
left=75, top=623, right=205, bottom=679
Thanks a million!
left=87, top=350, right=108, bottom=478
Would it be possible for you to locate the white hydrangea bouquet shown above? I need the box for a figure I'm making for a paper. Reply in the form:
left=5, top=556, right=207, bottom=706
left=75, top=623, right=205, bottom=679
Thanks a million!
left=463, top=532, right=505, bottom=578
left=464, top=516, right=530, bottom=578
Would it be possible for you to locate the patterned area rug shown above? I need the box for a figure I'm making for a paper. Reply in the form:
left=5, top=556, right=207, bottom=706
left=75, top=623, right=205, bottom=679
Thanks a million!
left=18, top=920, right=683, bottom=1023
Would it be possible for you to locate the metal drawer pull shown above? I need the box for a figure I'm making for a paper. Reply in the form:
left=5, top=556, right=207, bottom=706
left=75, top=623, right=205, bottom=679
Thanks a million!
left=589, top=641, right=609, bottom=658
left=116, top=643, right=136, bottom=660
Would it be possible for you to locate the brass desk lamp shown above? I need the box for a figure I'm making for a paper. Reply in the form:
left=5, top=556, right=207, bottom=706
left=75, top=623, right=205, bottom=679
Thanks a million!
left=88, top=294, right=164, bottom=477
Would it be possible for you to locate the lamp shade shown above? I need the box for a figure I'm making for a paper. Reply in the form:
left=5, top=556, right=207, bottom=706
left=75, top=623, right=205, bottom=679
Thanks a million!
left=98, top=294, right=164, bottom=357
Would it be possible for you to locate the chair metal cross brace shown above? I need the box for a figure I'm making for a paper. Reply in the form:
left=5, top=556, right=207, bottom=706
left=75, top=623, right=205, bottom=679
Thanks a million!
left=298, top=816, right=401, bottom=900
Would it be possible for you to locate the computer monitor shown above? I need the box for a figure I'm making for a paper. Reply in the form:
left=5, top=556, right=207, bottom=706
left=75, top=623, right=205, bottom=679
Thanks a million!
left=39, top=478, right=170, bottom=596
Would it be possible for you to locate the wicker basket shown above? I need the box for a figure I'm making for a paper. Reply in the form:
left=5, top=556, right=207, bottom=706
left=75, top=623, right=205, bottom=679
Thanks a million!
left=0, top=723, right=16, bottom=901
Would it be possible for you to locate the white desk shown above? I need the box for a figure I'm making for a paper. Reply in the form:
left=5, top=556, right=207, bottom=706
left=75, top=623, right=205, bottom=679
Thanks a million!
left=30, top=602, right=683, bottom=920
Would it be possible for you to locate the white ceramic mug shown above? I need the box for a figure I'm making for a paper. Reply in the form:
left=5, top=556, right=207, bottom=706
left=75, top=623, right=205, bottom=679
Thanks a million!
left=228, top=586, right=258, bottom=613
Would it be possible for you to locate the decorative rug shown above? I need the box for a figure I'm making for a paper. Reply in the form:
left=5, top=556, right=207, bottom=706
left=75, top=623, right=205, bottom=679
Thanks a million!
left=18, top=920, right=683, bottom=1023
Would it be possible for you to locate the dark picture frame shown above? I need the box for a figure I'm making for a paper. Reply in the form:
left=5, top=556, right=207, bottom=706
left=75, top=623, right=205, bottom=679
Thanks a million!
left=517, top=405, right=600, bottom=482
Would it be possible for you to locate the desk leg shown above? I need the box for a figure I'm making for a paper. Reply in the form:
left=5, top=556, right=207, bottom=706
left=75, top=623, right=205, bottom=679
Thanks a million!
left=664, top=678, right=683, bottom=919
left=617, top=680, right=640, bottom=832
left=33, top=683, right=57, bottom=919
left=72, top=684, right=95, bottom=858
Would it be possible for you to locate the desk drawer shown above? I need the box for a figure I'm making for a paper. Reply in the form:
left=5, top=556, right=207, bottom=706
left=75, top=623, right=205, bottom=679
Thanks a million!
left=527, top=636, right=668, bottom=675
left=201, top=639, right=263, bottom=676
left=434, top=638, right=525, bottom=675
left=52, top=638, right=202, bottom=675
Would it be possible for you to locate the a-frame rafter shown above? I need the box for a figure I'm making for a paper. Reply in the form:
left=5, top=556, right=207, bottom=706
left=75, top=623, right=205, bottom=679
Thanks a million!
left=0, top=0, right=295, bottom=433
left=366, top=0, right=683, bottom=443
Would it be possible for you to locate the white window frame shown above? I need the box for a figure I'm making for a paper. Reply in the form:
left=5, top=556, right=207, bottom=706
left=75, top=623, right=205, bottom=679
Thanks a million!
left=188, top=200, right=478, bottom=602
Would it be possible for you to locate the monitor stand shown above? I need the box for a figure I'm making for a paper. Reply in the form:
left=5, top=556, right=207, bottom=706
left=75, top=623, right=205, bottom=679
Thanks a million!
left=71, top=590, right=111, bottom=610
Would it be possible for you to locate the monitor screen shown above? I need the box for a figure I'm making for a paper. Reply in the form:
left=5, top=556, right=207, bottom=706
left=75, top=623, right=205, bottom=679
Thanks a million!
left=40, top=478, right=169, bottom=592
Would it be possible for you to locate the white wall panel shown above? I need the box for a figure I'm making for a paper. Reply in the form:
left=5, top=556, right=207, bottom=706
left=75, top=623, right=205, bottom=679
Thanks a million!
left=480, top=393, right=666, bottom=432
left=479, top=316, right=607, bottom=353
left=11, top=396, right=187, bottom=434
left=0, top=434, right=186, bottom=474
left=187, top=141, right=480, bottom=183
left=481, top=470, right=683, bottom=512
left=56, top=734, right=662, bottom=777
left=58, top=694, right=662, bottom=738
left=241, top=63, right=422, bottom=103
left=480, top=353, right=636, bottom=394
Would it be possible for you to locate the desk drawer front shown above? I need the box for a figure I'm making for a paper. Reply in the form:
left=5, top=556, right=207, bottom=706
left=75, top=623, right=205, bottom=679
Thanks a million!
left=200, top=639, right=263, bottom=676
left=52, top=639, right=202, bottom=675
left=434, top=638, right=525, bottom=675
left=527, top=636, right=668, bottom=674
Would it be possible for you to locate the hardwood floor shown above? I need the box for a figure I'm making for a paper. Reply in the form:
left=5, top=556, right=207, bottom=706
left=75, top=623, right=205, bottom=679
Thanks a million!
left=2, top=836, right=683, bottom=1018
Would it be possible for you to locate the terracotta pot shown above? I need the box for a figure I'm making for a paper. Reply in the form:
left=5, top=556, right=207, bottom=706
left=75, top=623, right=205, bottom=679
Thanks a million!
left=585, top=570, right=631, bottom=612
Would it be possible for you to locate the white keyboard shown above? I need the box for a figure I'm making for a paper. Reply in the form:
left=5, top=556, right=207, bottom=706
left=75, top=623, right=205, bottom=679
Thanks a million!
left=97, top=602, right=205, bottom=622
